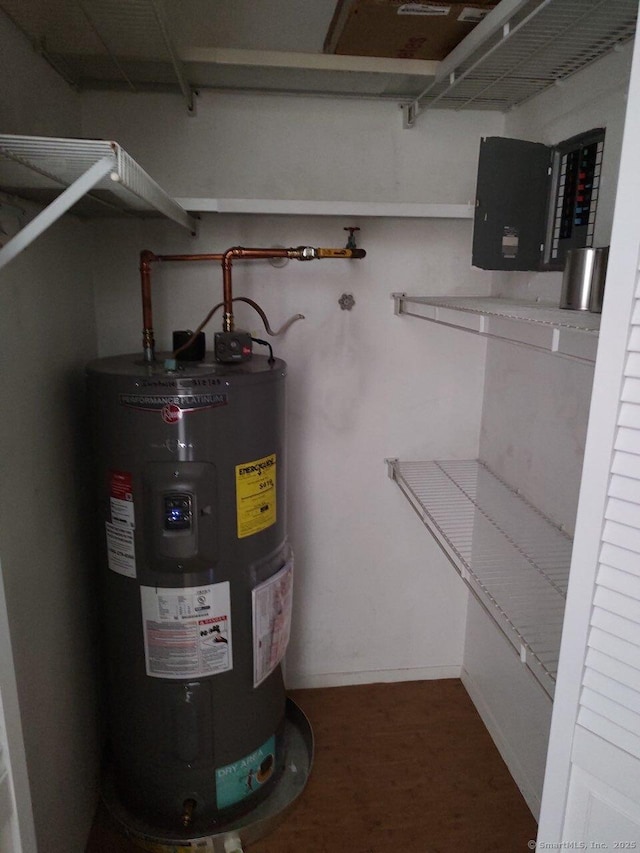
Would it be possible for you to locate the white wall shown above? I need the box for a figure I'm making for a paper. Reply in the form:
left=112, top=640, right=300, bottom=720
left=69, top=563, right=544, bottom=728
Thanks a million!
left=81, top=89, right=500, bottom=204
left=0, top=11, right=101, bottom=853
left=463, top=596, right=553, bottom=818
left=0, top=10, right=80, bottom=135
left=0, top=222, right=100, bottom=853
left=479, top=342, right=594, bottom=535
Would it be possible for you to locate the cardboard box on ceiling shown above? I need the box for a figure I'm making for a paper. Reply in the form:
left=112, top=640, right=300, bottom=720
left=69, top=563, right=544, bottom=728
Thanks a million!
left=324, top=1, right=496, bottom=61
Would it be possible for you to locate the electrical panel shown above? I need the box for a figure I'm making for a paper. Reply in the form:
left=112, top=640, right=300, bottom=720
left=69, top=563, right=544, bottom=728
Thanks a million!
left=472, top=129, right=605, bottom=272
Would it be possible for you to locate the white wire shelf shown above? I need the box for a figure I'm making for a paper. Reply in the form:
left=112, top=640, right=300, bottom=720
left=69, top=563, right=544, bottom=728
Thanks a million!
left=406, top=0, right=638, bottom=121
left=393, top=294, right=600, bottom=363
left=0, top=134, right=198, bottom=270
left=2, top=0, right=635, bottom=118
left=387, top=458, right=572, bottom=697
left=175, top=198, right=474, bottom=219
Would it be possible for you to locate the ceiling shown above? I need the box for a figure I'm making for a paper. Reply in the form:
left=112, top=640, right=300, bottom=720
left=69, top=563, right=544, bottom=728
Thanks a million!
left=0, top=0, right=637, bottom=114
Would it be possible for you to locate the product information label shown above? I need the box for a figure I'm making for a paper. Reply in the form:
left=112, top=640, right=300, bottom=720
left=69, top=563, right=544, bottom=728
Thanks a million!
left=110, top=496, right=135, bottom=528
left=140, top=582, right=232, bottom=679
left=235, top=453, right=277, bottom=539
left=397, top=3, right=451, bottom=15
left=458, top=7, right=491, bottom=22
left=252, top=560, right=293, bottom=687
left=105, top=522, right=136, bottom=578
left=215, top=735, right=276, bottom=810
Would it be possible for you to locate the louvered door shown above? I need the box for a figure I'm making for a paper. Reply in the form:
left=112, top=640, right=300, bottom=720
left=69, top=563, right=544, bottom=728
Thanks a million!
left=561, top=274, right=640, bottom=842
left=537, top=21, right=640, bottom=844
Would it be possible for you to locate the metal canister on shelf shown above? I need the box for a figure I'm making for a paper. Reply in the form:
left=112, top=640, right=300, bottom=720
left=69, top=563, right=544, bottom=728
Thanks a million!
left=587, top=246, right=609, bottom=313
left=560, top=246, right=609, bottom=313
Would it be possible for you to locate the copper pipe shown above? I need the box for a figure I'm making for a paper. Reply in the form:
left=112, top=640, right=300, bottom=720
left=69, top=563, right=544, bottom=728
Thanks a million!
left=140, top=250, right=157, bottom=363
left=225, top=248, right=293, bottom=260
left=155, top=253, right=224, bottom=262
left=221, top=247, right=303, bottom=331
left=222, top=248, right=235, bottom=332
left=221, top=248, right=289, bottom=331
left=139, top=250, right=224, bottom=361
left=138, top=245, right=366, bottom=362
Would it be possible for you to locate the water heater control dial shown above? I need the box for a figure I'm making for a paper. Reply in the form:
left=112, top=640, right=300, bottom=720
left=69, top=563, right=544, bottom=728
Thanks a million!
left=164, top=494, right=193, bottom=531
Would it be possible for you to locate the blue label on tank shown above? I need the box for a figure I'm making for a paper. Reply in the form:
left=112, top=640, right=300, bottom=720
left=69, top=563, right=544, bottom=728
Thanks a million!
left=215, top=735, right=276, bottom=810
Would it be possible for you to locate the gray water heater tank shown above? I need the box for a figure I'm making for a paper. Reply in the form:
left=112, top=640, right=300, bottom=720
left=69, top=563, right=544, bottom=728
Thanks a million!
left=87, top=353, right=291, bottom=835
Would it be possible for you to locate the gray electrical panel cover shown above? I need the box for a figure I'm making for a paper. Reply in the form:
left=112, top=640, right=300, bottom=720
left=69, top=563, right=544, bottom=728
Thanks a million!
left=472, top=136, right=551, bottom=271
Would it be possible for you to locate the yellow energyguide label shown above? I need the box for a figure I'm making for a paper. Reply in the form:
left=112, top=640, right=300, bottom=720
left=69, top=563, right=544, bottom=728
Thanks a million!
left=235, top=453, right=276, bottom=538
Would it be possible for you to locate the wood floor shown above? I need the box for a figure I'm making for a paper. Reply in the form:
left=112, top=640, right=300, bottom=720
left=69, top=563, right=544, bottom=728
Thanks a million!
left=85, top=679, right=538, bottom=853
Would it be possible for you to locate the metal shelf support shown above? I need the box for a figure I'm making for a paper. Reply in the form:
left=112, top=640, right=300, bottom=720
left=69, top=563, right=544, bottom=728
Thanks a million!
left=402, top=0, right=637, bottom=124
left=392, top=294, right=600, bottom=363
left=0, top=134, right=198, bottom=272
left=0, top=155, right=115, bottom=271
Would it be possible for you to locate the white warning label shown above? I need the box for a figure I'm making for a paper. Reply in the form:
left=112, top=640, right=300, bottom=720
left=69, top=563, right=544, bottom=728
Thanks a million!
left=110, top=495, right=135, bottom=528
left=140, top=582, right=232, bottom=679
left=105, top=522, right=136, bottom=578
left=252, top=559, right=293, bottom=687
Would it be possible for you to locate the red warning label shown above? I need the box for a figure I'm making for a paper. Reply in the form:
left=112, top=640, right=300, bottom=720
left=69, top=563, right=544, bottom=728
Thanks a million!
left=110, top=470, right=133, bottom=501
left=109, top=471, right=136, bottom=530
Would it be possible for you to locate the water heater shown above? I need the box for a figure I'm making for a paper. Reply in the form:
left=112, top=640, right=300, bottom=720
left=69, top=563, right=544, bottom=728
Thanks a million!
left=88, top=353, right=292, bottom=835
left=88, top=241, right=365, bottom=848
